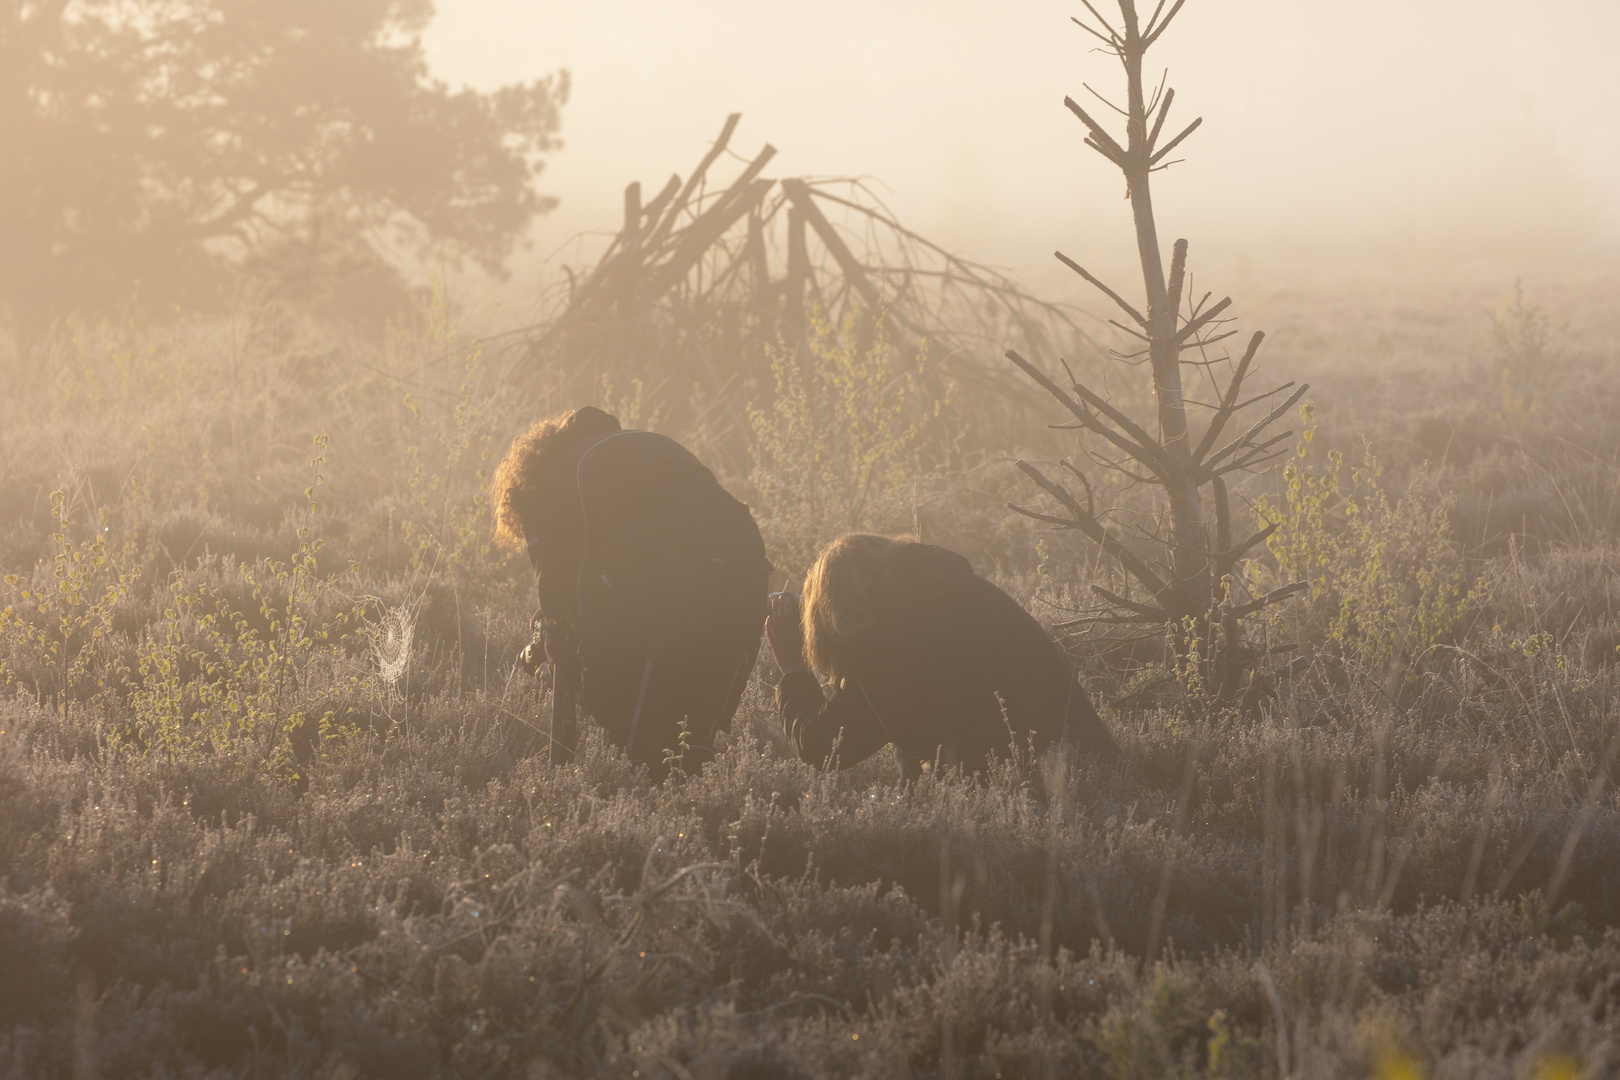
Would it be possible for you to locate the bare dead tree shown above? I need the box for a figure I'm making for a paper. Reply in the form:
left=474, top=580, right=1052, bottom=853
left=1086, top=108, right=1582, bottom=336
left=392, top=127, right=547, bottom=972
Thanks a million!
left=1007, top=1, right=1306, bottom=705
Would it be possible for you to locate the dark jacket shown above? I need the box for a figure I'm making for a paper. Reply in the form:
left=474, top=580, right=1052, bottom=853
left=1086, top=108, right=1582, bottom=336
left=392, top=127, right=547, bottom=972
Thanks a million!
left=531, top=430, right=769, bottom=668
left=776, top=543, right=1116, bottom=772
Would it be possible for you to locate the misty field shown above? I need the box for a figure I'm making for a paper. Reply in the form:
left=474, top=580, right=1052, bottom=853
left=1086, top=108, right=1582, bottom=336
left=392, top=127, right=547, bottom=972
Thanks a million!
left=6, top=0, right=1620, bottom=1075
left=2, top=263, right=1620, bottom=1080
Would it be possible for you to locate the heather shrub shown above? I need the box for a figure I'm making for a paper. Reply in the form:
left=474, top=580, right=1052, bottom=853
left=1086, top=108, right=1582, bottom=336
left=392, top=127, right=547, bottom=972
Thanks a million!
left=0, top=490, right=142, bottom=715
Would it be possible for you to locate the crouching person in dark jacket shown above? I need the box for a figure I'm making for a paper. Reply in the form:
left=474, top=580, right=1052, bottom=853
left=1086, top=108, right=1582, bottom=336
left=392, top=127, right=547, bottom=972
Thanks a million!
left=494, top=407, right=770, bottom=776
left=765, top=534, right=1117, bottom=778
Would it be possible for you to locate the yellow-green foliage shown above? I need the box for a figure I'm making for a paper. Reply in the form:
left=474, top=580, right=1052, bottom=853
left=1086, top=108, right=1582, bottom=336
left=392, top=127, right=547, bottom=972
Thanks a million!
left=1256, top=406, right=1486, bottom=679
left=749, top=308, right=944, bottom=574
left=1088, top=970, right=1261, bottom=1079
left=1168, top=607, right=1243, bottom=725
left=0, top=491, right=141, bottom=714
left=128, top=435, right=373, bottom=774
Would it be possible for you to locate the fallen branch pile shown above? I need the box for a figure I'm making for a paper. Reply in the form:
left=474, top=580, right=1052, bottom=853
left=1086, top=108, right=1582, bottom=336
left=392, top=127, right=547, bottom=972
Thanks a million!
left=511, top=114, right=1101, bottom=474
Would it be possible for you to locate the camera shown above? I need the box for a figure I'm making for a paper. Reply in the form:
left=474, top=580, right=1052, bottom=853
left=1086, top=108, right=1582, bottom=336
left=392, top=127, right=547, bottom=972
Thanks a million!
left=769, top=591, right=804, bottom=619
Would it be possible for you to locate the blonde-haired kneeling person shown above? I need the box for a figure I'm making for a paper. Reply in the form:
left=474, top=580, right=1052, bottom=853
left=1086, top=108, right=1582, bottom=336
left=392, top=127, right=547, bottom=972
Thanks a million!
left=766, top=534, right=1118, bottom=778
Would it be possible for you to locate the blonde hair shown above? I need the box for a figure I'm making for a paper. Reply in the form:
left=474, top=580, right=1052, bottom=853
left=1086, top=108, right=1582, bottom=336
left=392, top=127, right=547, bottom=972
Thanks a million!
left=801, top=533, right=916, bottom=678
left=491, top=407, right=621, bottom=549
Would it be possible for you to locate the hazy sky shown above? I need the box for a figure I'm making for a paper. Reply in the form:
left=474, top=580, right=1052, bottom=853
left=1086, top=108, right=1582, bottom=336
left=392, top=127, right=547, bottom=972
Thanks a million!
left=424, top=0, right=1620, bottom=294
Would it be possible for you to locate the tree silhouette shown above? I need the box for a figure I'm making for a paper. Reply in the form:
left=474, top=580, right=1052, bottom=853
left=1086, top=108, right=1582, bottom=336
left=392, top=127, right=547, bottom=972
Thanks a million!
left=1007, top=0, right=1306, bottom=709
left=0, top=0, right=567, bottom=339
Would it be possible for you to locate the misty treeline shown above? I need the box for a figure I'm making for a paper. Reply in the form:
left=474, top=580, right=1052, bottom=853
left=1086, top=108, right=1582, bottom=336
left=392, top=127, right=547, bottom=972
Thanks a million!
left=1, top=0, right=567, bottom=343
left=3, top=1, right=1620, bottom=1077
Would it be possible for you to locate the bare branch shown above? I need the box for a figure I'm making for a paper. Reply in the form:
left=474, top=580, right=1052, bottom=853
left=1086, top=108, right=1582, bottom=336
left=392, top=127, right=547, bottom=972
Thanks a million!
left=781, top=178, right=919, bottom=337
left=1230, top=382, right=1296, bottom=412
left=645, top=113, right=740, bottom=247
left=1213, top=432, right=1294, bottom=476
left=1231, top=581, right=1309, bottom=618
left=1092, top=585, right=1170, bottom=621
left=1058, top=613, right=1172, bottom=629
left=1005, top=349, right=1097, bottom=426
left=641, top=174, right=682, bottom=226
left=1059, top=458, right=1096, bottom=517
left=1006, top=506, right=1174, bottom=611
left=1084, top=448, right=1158, bottom=486
left=1176, top=296, right=1232, bottom=343
left=1213, top=473, right=1234, bottom=555
left=621, top=182, right=643, bottom=247
left=1143, top=0, right=1188, bottom=46
left=1067, top=377, right=1173, bottom=475
left=1145, top=69, right=1170, bottom=119
left=648, top=175, right=774, bottom=298
left=1006, top=349, right=1166, bottom=474
left=1219, top=521, right=1278, bottom=569
left=1063, top=97, right=1127, bottom=165
left=1055, top=251, right=1147, bottom=326
left=1056, top=355, right=1081, bottom=389
left=1013, top=460, right=1083, bottom=517
left=1073, top=1, right=1123, bottom=44
left=1009, top=503, right=1084, bottom=530
left=1082, top=137, right=1120, bottom=165
left=1150, top=117, right=1203, bottom=166
left=1048, top=356, right=1171, bottom=476
left=1140, top=0, right=1169, bottom=43
left=1192, top=331, right=1265, bottom=461
left=1203, top=382, right=1309, bottom=472
left=1166, top=238, right=1188, bottom=316
left=1010, top=461, right=1175, bottom=602
left=1070, top=14, right=1120, bottom=48
left=1147, top=86, right=1175, bottom=153
left=1084, top=82, right=1130, bottom=118
left=1179, top=329, right=1239, bottom=352
left=1109, top=319, right=1151, bottom=343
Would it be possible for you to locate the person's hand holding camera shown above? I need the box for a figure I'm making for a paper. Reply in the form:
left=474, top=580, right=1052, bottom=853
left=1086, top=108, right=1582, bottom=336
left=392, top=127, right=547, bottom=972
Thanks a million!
left=766, top=592, right=807, bottom=675
left=518, top=641, right=555, bottom=688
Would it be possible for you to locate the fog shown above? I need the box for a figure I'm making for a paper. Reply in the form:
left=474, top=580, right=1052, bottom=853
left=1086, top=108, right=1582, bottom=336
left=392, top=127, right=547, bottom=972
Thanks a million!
left=426, top=0, right=1620, bottom=301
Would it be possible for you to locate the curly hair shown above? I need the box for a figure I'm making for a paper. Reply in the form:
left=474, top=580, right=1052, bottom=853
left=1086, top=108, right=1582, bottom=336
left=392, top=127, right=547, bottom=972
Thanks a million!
left=801, top=533, right=916, bottom=678
left=491, top=407, right=622, bottom=549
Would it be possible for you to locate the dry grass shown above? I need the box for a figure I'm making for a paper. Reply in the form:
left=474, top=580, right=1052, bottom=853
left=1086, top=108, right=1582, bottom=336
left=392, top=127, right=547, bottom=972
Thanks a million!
left=2, top=273, right=1619, bottom=1078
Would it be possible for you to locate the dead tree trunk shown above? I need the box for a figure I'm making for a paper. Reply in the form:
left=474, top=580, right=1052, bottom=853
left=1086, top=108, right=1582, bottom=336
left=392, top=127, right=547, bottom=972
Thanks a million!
left=1118, top=5, right=1207, bottom=610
